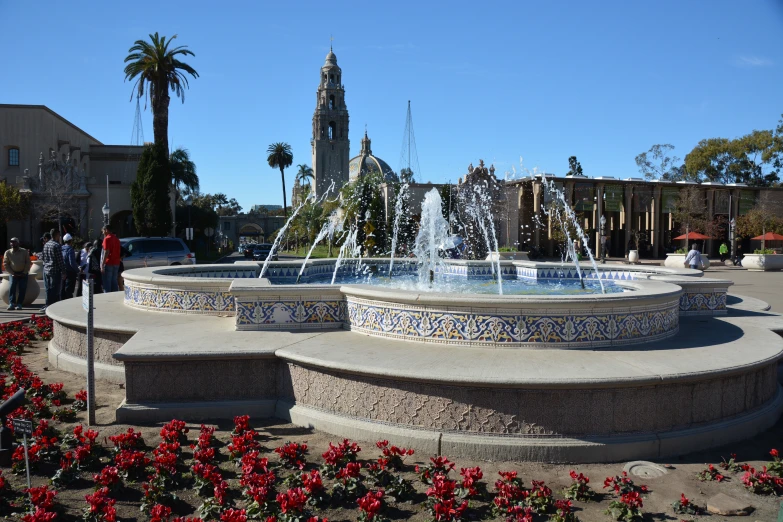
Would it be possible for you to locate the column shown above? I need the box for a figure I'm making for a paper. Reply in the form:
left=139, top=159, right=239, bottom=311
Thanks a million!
left=594, top=183, right=604, bottom=260
left=625, top=185, right=633, bottom=256
left=652, top=186, right=662, bottom=258
left=533, top=180, right=542, bottom=249
left=706, top=189, right=715, bottom=255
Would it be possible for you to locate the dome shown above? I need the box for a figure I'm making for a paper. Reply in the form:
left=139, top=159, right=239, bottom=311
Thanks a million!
left=324, top=50, right=337, bottom=66
left=348, top=131, right=398, bottom=183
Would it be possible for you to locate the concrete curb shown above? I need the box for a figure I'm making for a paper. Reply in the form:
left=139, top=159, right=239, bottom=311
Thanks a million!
left=47, top=342, right=125, bottom=384
left=116, top=399, right=277, bottom=424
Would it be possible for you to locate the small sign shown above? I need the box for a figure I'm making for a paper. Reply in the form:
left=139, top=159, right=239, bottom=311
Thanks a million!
left=11, top=418, right=33, bottom=436
left=82, top=281, right=90, bottom=310
left=204, top=227, right=214, bottom=237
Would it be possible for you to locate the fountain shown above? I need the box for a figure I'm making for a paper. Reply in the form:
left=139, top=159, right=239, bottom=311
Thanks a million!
left=413, top=189, right=450, bottom=287
left=44, top=165, right=781, bottom=464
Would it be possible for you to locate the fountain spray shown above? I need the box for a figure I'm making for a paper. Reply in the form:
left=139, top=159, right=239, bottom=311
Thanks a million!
left=388, top=182, right=410, bottom=279
left=260, top=181, right=335, bottom=279
left=413, top=189, right=450, bottom=288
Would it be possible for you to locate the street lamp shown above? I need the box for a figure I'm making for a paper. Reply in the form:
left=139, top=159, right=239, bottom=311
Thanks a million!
left=599, top=214, right=607, bottom=264
left=186, top=196, right=193, bottom=248
left=102, top=203, right=110, bottom=226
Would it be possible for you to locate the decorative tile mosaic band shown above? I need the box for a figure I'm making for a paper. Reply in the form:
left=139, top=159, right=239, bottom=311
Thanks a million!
left=679, top=291, right=728, bottom=315
left=161, top=266, right=258, bottom=279
left=124, top=281, right=234, bottom=315
left=263, top=260, right=417, bottom=284
left=345, top=296, right=679, bottom=348
left=236, top=298, right=345, bottom=330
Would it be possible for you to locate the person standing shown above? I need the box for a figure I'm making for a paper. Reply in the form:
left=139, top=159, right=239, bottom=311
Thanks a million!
left=684, top=243, right=705, bottom=270
left=2, top=238, right=31, bottom=310
left=60, top=233, right=79, bottom=299
left=719, top=242, right=728, bottom=263
left=75, top=241, right=91, bottom=298
left=40, top=231, right=65, bottom=312
left=101, top=225, right=121, bottom=293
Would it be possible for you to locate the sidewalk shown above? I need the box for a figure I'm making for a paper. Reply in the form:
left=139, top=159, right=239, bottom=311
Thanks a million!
left=1, top=279, right=45, bottom=324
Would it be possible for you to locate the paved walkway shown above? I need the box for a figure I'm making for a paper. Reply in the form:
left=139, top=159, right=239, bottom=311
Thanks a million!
left=0, top=279, right=45, bottom=324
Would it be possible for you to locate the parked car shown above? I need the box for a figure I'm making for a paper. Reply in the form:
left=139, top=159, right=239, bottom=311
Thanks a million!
left=120, top=237, right=196, bottom=269
left=252, top=243, right=277, bottom=261
left=242, top=244, right=257, bottom=258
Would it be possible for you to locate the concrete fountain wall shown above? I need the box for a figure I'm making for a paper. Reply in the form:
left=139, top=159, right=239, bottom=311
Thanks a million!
left=45, top=259, right=783, bottom=462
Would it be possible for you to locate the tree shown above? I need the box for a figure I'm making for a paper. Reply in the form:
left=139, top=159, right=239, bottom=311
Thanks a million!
left=732, top=130, right=780, bottom=186
left=685, top=131, right=781, bottom=187
left=399, top=168, right=415, bottom=183
left=0, top=182, right=30, bottom=225
left=566, top=156, right=583, bottom=177
left=735, top=192, right=783, bottom=249
left=30, top=152, right=87, bottom=237
left=635, top=144, right=685, bottom=181
left=671, top=186, right=710, bottom=242
left=295, top=164, right=314, bottom=187
left=170, top=147, right=199, bottom=207
left=124, top=33, right=198, bottom=154
left=131, top=143, right=172, bottom=236
left=267, top=143, right=294, bottom=219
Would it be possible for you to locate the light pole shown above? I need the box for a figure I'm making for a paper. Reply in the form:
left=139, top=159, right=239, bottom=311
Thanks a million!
left=186, top=196, right=193, bottom=249
left=102, top=203, right=110, bottom=227
left=599, top=214, right=607, bottom=264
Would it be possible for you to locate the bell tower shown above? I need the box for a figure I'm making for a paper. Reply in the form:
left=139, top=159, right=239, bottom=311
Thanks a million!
left=311, top=46, right=350, bottom=198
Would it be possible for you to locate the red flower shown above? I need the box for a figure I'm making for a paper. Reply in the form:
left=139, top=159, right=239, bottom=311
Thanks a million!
left=219, top=509, right=247, bottom=522
left=150, top=503, right=172, bottom=522
left=680, top=493, right=689, bottom=506
left=276, top=488, right=308, bottom=514
left=771, top=449, right=779, bottom=458
left=357, top=490, right=384, bottom=520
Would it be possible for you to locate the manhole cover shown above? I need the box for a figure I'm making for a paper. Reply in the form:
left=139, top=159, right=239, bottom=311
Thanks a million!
left=623, top=461, right=668, bottom=478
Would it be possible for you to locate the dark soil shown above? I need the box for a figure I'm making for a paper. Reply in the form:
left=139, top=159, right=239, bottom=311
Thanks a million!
left=4, top=339, right=782, bottom=521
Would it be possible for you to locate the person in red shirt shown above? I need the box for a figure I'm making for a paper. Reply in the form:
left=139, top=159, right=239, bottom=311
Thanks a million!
left=101, top=225, right=122, bottom=293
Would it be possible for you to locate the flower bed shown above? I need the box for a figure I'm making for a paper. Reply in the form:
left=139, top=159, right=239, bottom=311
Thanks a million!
left=3, top=319, right=783, bottom=521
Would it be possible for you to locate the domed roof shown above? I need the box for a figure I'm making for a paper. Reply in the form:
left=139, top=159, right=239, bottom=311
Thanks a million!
left=348, top=131, right=398, bottom=183
left=324, top=49, right=338, bottom=67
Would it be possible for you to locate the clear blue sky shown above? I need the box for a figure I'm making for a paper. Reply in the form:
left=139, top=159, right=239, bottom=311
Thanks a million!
left=3, top=0, right=782, bottom=211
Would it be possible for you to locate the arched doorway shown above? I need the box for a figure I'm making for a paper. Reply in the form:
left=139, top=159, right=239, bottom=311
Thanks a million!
left=110, top=210, right=137, bottom=239
left=239, top=223, right=264, bottom=244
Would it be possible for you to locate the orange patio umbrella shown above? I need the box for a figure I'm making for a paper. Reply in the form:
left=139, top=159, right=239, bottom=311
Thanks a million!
left=673, top=232, right=711, bottom=241
left=751, top=232, right=783, bottom=241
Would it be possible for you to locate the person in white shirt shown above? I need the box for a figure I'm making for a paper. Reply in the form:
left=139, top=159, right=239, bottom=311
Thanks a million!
left=684, top=243, right=704, bottom=270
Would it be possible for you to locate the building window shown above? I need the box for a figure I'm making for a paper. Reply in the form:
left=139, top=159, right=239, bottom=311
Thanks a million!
left=8, top=148, right=19, bottom=166
left=328, top=121, right=336, bottom=140
left=329, top=95, right=335, bottom=109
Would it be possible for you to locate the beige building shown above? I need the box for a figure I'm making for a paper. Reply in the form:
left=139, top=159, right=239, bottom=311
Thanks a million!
left=0, top=104, right=162, bottom=249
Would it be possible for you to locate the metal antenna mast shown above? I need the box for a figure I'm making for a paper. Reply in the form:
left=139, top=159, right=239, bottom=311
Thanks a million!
left=398, top=100, right=421, bottom=181
left=131, top=97, right=145, bottom=146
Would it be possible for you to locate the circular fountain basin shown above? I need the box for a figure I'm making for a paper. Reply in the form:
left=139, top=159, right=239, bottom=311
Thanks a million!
left=340, top=281, right=680, bottom=348
left=46, top=259, right=783, bottom=463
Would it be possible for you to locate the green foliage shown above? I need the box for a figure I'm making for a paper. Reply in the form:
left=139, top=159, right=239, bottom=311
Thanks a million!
left=268, top=142, right=294, bottom=218
left=684, top=124, right=782, bottom=186
left=754, top=248, right=776, bottom=255
left=131, top=143, right=173, bottom=236
left=399, top=167, right=415, bottom=183
left=735, top=200, right=783, bottom=239
left=170, top=147, right=199, bottom=206
left=124, top=32, right=198, bottom=151
left=634, top=144, right=686, bottom=181
left=0, top=182, right=30, bottom=224
left=567, top=156, right=583, bottom=176
left=295, top=164, right=314, bottom=186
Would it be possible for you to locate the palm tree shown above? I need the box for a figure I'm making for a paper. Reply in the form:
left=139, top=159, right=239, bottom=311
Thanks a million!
left=124, top=33, right=198, bottom=154
left=295, top=164, right=314, bottom=187
left=267, top=143, right=294, bottom=219
left=170, top=147, right=199, bottom=206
